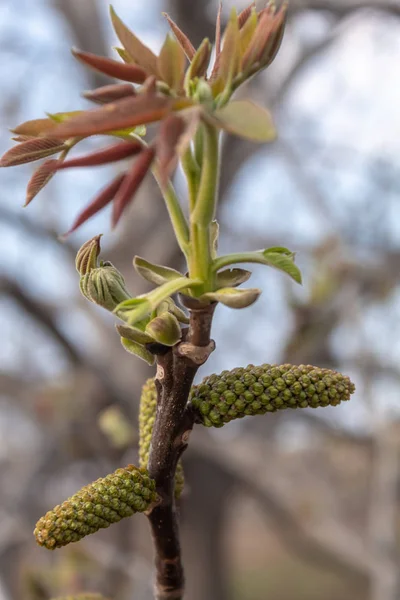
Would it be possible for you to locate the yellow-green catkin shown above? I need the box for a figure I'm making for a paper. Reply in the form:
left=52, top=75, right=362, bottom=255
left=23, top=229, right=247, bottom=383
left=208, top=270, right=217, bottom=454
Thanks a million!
left=34, top=465, right=157, bottom=550
left=139, top=379, right=185, bottom=498
left=190, top=363, right=355, bottom=428
left=51, top=595, right=109, bottom=600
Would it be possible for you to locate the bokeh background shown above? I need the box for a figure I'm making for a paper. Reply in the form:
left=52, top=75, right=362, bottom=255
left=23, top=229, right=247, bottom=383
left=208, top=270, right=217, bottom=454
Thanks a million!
left=0, top=0, right=399, bottom=599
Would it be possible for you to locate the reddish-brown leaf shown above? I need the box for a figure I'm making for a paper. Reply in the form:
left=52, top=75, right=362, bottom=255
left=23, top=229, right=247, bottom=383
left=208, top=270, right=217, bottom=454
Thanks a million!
left=0, top=138, right=67, bottom=167
left=63, top=173, right=126, bottom=237
left=11, top=135, right=33, bottom=142
left=242, top=9, right=275, bottom=72
left=238, top=2, right=256, bottom=28
left=44, top=95, right=172, bottom=140
left=72, top=48, right=147, bottom=84
left=259, top=4, right=287, bottom=68
left=110, top=7, right=159, bottom=76
left=11, top=118, right=57, bottom=137
left=156, top=115, right=186, bottom=186
left=25, top=159, right=60, bottom=206
left=83, top=83, right=136, bottom=105
left=56, top=141, right=143, bottom=170
left=112, top=147, right=155, bottom=227
left=142, top=75, right=158, bottom=96
left=162, top=13, right=196, bottom=61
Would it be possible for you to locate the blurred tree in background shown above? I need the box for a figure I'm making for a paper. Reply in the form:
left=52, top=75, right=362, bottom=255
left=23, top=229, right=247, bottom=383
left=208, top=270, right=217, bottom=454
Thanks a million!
left=0, top=1, right=399, bottom=599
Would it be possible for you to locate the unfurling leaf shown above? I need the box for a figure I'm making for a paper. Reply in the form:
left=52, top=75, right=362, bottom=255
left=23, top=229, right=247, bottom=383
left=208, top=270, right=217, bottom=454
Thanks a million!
left=25, top=159, right=60, bottom=205
left=56, top=141, right=142, bottom=169
left=216, top=268, right=251, bottom=288
left=145, top=312, right=182, bottom=346
left=215, top=2, right=223, bottom=59
left=210, top=100, right=275, bottom=142
left=156, top=114, right=186, bottom=185
left=238, top=2, right=256, bottom=28
left=115, top=297, right=153, bottom=325
left=184, top=39, right=212, bottom=88
left=158, top=34, right=186, bottom=91
left=112, top=146, right=155, bottom=227
left=133, top=256, right=183, bottom=286
left=83, top=83, right=136, bottom=105
left=11, top=118, right=57, bottom=137
left=239, top=7, right=258, bottom=56
left=156, top=298, right=189, bottom=324
left=217, top=9, right=241, bottom=89
left=0, top=138, right=66, bottom=167
left=262, top=249, right=302, bottom=284
left=116, top=323, right=154, bottom=345
left=110, top=6, right=159, bottom=76
left=162, top=13, right=196, bottom=61
left=242, top=3, right=287, bottom=73
left=121, top=337, right=155, bottom=365
left=62, top=173, right=125, bottom=237
left=44, top=95, right=172, bottom=139
left=201, top=287, right=261, bottom=308
left=72, top=48, right=147, bottom=84
left=75, top=235, right=102, bottom=276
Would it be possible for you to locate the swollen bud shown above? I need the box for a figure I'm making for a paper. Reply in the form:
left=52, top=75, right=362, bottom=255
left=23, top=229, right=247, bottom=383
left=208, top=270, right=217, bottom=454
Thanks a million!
left=75, top=235, right=102, bottom=276
left=190, top=363, right=355, bottom=428
left=145, top=312, right=182, bottom=346
left=80, top=263, right=130, bottom=311
left=34, top=465, right=158, bottom=549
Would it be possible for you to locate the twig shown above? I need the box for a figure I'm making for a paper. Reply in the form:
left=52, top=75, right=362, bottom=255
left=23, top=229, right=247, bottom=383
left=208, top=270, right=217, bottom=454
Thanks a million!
left=146, top=302, right=216, bottom=600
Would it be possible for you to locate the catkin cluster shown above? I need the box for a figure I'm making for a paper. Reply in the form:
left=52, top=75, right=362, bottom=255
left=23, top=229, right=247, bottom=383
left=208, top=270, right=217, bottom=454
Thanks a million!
left=190, top=363, right=355, bottom=428
left=34, top=465, right=157, bottom=549
left=139, top=379, right=185, bottom=497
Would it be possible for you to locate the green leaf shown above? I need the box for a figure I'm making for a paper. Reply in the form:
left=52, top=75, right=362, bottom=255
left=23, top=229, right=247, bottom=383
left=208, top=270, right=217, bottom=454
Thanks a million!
left=156, top=298, right=189, bottom=324
left=133, top=256, right=183, bottom=286
left=201, top=287, right=261, bottom=308
left=115, top=297, right=152, bottom=325
left=262, top=249, right=302, bottom=284
left=210, top=100, right=276, bottom=142
left=217, top=8, right=241, bottom=89
left=120, top=337, right=155, bottom=365
left=158, top=33, right=186, bottom=91
left=216, top=268, right=251, bottom=288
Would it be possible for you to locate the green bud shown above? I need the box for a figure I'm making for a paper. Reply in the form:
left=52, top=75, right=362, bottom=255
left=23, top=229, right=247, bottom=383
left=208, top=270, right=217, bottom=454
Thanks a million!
left=189, top=364, right=355, bottom=428
left=34, top=465, right=158, bottom=550
left=80, top=263, right=130, bottom=311
left=156, top=298, right=189, bottom=324
left=75, top=235, right=102, bottom=276
left=139, top=379, right=184, bottom=498
left=145, top=312, right=182, bottom=346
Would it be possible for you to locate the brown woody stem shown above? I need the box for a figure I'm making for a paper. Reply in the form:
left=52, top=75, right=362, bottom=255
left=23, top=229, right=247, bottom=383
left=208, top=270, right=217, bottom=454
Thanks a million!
left=147, top=301, right=216, bottom=600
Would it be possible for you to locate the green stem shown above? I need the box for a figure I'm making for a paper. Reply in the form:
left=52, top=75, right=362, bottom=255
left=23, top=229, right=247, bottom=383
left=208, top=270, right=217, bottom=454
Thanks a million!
left=189, top=124, right=220, bottom=290
left=152, top=166, right=190, bottom=259
left=181, top=147, right=200, bottom=212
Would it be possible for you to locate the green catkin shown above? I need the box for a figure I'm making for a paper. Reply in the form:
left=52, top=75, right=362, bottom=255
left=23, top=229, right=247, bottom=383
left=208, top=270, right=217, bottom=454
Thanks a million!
left=189, top=363, right=355, bottom=428
left=34, top=465, right=157, bottom=550
left=51, top=595, right=109, bottom=600
left=139, top=379, right=185, bottom=498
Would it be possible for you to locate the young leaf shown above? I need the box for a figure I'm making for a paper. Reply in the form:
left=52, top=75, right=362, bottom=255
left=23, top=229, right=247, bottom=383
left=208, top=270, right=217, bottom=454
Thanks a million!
left=112, top=146, right=155, bottom=227
left=238, top=2, right=256, bottom=28
left=239, top=7, right=258, bottom=57
left=216, top=268, right=252, bottom=288
left=115, top=297, right=152, bottom=325
left=25, top=159, right=60, bottom=205
left=11, top=118, right=57, bottom=137
left=116, top=323, right=154, bottom=345
left=56, top=141, right=142, bottom=170
left=156, top=298, right=189, bottom=324
left=62, top=172, right=125, bottom=237
left=83, top=83, right=136, bottom=105
left=156, top=114, right=186, bottom=185
left=184, top=38, right=212, bottom=86
left=109, top=6, right=159, bottom=76
left=162, top=13, right=196, bottom=61
left=44, top=95, right=172, bottom=139
left=75, top=235, right=102, bottom=276
left=158, top=34, right=186, bottom=91
left=210, top=100, right=276, bottom=142
left=217, top=9, right=241, bottom=89
left=261, top=249, right=302, bottom=284
left=120, top=337, right=155, bottom=365
left=72, top=48, right=147, bottom=84
left=0, top=138, right=66, bottom=167
left=145, top=312, right=182, bottom=346
left=201, top=287, right=261, bottom=308
left=133, top=256, right=183, bottom=286
left=113, top=46, right=134, bottom=63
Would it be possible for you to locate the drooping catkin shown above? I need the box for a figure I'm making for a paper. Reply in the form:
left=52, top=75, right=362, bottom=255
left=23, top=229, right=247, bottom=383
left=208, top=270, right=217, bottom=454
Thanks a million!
left=139, top=378, right=185, bottom=497
left=34, top=465, right=157, bottom=550
left=190, top=363, right=355, bottom=427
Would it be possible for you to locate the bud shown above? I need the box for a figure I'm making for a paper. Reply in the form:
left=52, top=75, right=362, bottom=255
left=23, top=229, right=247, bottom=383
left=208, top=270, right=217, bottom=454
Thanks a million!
left=145, top=312, right=182, bottom=346
left=80, top=263, right=130, bottom=311
left=75, top=235, right=102, bottom=276
left=34, top=465, right=158, bottom=549
left=189, top=364, right=355, bottom=428
left=139, top=379, right=184, bottom=497
left=157, top=298, right=189, bottom=324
